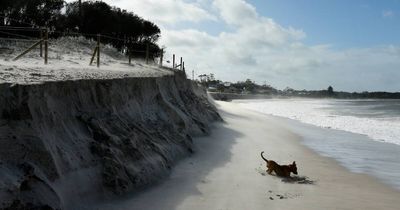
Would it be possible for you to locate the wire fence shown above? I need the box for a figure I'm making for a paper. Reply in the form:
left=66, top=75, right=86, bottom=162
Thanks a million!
left=0, top=27, right=149, bottom=65
left=0, top=23, right=187, bottom=72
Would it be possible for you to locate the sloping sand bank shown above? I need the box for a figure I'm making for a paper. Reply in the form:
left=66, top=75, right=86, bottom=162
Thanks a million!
left=0, top=73, right=221, bottom=209
left=96, top=101, right=400, bottom=210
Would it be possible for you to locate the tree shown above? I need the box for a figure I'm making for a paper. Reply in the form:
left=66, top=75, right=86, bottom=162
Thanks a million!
left=244, top=79, right=256, bottom=93
left=64, top=1, right=161, bottom=58
left=209, top=73, right=215, bottom=81
left=327, top=86, right=334, bottom=96
left=1, top=0, right=64, bottom=27
left=0, top=0, right=162, bottom=59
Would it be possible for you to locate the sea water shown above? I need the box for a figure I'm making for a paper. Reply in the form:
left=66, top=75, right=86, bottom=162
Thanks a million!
left=237, top=99, right=400, bottom=145
left=235, top=99, right=400, bottom=190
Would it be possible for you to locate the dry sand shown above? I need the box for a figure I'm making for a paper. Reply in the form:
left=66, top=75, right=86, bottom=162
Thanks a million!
left=95, top=101, right=400, bottom=210
left=0, top=37, right=174, bottom=85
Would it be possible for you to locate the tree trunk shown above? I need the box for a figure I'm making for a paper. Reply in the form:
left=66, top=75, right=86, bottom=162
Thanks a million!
left=0, top=12, right=4, bottom=26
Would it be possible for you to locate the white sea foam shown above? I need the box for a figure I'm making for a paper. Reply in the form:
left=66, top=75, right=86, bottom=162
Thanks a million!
left=236, top=99, right=400, bottom=146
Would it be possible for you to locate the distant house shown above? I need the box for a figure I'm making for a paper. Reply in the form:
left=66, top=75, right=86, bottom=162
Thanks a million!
left=208, top=86, right=217, bottom=92
left=223, top=82, right=231, bottom=87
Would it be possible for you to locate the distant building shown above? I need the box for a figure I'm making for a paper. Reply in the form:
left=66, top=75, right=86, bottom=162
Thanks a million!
left=223, top=82, right=231, bottom=87
left=208, top=86, right=217, bottom=92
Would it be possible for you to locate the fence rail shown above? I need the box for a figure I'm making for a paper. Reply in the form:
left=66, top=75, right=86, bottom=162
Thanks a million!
left=0, top=26, right=187, bottom=72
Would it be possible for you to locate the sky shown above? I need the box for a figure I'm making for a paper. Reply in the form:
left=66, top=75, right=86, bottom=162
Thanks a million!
left=66, top=0, right=400, bottom=92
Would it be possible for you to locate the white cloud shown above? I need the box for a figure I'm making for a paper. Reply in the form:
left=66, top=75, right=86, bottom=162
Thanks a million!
left=163, top=29, right=217, bottom=48
left=382, top=10, right=395, bottom=18
left=65, top=0, right=216, bottom=25
left=212, top=0, right=258, bottom=26
left=160, top=0, right=400, bottom=91
left=65, top=0, right=400, bottom=91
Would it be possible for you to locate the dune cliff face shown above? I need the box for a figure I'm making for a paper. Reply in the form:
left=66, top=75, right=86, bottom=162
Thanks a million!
left=0, top=72, right=221, bottom=209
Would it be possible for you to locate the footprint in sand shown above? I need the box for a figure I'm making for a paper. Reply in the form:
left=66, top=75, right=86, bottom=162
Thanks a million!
left=276, top=194, right=286, bottom=199
left=267, top=190, right=302, bottom=200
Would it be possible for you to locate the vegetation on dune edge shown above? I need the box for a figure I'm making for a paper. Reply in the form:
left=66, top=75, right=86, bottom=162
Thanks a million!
left=0, top=0, right=162, bottom=59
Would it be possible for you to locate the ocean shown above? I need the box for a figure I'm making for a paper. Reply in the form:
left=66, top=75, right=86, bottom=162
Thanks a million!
left=235, top=99, right=400, bottom=190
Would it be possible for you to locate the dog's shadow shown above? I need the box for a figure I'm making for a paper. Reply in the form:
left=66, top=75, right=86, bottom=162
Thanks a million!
left=256, top=167, right=316, bottom=185
left=281, top=176, right=315, bottom=184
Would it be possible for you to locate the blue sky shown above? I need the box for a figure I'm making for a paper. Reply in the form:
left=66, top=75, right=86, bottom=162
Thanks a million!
left=248, top=0, right=400, bottom=48
left=164, top=0, right=400, bottom=48
left=67, top=0, right=400, bottom=92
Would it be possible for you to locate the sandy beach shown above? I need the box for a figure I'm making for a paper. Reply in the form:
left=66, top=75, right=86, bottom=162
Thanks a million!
left=93, top=101, right=400, bottom=210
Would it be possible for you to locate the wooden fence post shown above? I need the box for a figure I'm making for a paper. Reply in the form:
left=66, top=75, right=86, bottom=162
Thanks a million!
left=159, top=48, right=164, bottom=67
left=89, top=47, right=98, bottom=66
left=129, top=50, right=132, bottom=65
left=89, top=35, right=100, bottom=67
left=44, top=28, right=48, bottom=65
left=180, top=57, right=183, bottom=70
left=40, top=29, right=43, bottom=57
left=128, top=40, right=132, bottom=65
left=172, top=54, right=175, bottom=68
left=13, top=39, right=43, bottom=61
left=182, top=61, right=185, bottom=72
left=145, top=42, right=149, bottom=64
left=97, top=34, right=100, bottom=67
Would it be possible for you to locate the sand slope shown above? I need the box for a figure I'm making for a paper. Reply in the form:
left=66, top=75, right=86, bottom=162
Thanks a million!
left=0, top=73, right=221, bottom=209
left=96, top=101, right=400, bottom=210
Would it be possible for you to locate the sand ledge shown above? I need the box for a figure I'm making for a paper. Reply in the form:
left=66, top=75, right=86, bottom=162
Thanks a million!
left=0, top=73, right=221, bottom=210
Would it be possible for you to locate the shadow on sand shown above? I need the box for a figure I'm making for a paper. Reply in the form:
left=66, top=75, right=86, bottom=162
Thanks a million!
left=256, top=167, right=316, bottom=185
left=93, top=122, right=243, bottom=210
left=217, top=107, right=252, bottom=121
left=281, top=176, right=316, bottom=185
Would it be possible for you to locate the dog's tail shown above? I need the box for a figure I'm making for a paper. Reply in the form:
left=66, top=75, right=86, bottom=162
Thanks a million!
left=260, top=151, right=268, bottom=162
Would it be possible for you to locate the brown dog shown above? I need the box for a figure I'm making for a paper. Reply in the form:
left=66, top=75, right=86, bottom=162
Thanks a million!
left=260, top=151, right=298, bottom=177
